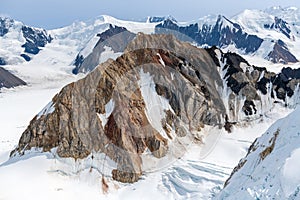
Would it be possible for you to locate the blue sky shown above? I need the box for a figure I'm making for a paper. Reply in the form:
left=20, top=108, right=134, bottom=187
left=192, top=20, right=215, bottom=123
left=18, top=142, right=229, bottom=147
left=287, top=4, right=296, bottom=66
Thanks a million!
left=1, top=0, right=300, bottom=29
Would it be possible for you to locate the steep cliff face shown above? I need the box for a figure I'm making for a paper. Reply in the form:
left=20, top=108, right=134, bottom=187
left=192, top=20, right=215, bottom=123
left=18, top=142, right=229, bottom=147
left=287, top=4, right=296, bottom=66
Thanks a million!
left=206, top=47, right=300, bottom=125
left=11, top=33, right=227, bottom=183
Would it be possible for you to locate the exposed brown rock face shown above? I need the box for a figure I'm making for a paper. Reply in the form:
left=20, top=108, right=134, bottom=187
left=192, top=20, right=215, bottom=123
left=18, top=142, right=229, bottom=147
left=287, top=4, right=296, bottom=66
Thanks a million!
left=11, top=33, right=228, bottom=183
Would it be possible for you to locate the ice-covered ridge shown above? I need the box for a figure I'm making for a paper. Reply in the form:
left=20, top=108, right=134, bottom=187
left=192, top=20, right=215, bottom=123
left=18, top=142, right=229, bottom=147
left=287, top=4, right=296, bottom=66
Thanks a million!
left=218, top=106, right=300, bottom=199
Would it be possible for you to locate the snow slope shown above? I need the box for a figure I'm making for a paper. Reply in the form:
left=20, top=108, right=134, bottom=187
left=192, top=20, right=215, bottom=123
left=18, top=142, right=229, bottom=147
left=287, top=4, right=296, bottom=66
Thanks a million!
left=217, top=106, right=300, bottom=199
left=232, top=7, right=300, bottom=62
left=50, top=15, right=157, bottom=59
left=0, top=18, right=27, bottom=65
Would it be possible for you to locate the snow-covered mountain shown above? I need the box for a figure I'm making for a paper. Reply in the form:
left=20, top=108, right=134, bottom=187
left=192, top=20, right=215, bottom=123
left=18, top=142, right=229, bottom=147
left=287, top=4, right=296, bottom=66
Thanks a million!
left=65, top=7, right=300, bottom=75
left=1, top=7, right=300, bottom=73
left=156, top=9, right=300, bottom=64
left=0, top=17, right=52, bottom=65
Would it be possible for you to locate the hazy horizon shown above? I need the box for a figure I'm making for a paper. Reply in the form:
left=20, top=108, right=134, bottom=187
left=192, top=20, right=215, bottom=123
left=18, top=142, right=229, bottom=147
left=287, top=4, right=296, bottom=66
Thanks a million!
left=1, top=0, right=300, bottom=29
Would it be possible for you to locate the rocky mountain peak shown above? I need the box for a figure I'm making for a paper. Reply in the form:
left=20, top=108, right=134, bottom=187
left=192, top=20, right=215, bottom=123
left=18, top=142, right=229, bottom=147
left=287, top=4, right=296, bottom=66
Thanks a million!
left=215, top=15, right=242, bottom=30
left=266, top=39, right=298, bottom=64
left=11, top=33, right=227, bottom=183
left=10, top=33, right=300, bottom=184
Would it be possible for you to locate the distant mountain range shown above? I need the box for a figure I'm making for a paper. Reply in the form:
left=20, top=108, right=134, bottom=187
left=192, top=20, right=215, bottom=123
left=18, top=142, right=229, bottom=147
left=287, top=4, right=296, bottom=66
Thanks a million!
left=1, top=7, right=300, bottom=75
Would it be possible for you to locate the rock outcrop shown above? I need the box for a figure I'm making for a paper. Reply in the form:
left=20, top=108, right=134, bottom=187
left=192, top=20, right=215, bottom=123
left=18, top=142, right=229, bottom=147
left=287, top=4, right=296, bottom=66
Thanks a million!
left=264, top=17, right=292, bottom=39
left=21, top=26, right=52, bottom=55
left=0, top=67, right=26, bottom=89
left=0, top=17, right=13, bottom=37
left=146, top=16, right=177, bottom=23
left=266, top=40, right=298, bottom=64
left=0, top=17, right=52, bottom=64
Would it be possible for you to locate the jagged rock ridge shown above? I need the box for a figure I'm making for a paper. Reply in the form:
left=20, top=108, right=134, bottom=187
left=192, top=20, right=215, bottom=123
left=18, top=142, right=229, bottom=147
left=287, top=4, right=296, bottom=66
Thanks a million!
left=206, top=46, right=300, bottom=124
left=264, top=17, right=292, bottom=39
left=155, top=15, right=263, bottom=54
